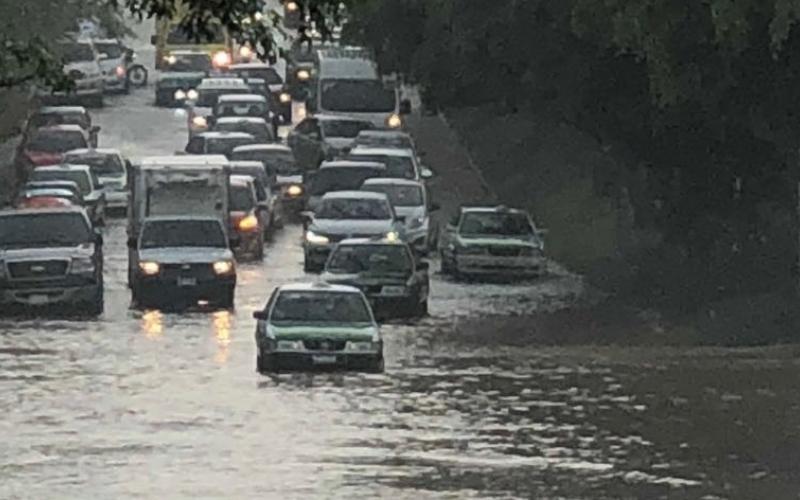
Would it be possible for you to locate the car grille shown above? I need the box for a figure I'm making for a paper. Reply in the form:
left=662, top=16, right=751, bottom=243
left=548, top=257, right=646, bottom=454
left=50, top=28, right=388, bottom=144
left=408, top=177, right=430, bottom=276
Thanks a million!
left=159, top=263, right=215, bottom=280
left=7, top=260, right=69, bottom=279
left=303, top=339, right=346, bottom=351
left=488, top=246, right=522, bottom=257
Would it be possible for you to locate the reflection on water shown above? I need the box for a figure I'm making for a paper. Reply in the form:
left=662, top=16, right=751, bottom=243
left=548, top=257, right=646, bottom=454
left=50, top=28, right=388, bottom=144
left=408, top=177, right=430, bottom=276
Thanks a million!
left=212, top=310, right=232, bottom=364
left=141, top=310, right=163, bottom=339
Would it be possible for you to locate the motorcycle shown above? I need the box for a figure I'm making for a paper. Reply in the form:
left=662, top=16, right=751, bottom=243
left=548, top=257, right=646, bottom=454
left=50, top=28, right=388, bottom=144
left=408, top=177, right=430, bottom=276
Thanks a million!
left=124, top=49, right=148, bottom=88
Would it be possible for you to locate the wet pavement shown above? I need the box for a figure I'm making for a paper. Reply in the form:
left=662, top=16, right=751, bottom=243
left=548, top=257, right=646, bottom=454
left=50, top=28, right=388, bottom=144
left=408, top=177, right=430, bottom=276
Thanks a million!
left=2, top=75, right=800, bottom=500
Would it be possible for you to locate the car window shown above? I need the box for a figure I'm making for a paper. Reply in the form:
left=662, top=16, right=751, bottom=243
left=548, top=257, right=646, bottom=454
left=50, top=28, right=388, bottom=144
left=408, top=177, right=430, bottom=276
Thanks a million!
left=140, top=220, right=227, bottom=248
left=270, top=291, right=372, bottom=323
left=30, top=170, right=92, bottom=195
left=230, top=184, right=256, bottom=212
left=315, top=198, right=392, bottom=220
left=362, top=184, right=423, bottom=207
left=94, top=42, right=123, bottom=58
left=459, top=212, right=534, bottom=237
left=26, top=131, right=87, bottom=153
left=328, top=244, right=412, bottom=274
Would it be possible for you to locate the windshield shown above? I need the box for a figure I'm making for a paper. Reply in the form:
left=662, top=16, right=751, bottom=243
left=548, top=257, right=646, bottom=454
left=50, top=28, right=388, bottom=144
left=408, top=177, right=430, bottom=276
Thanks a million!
left=61, top=43, right=95, bottom=63
left=94, top=42, right=123, bottom=59
left=350, top=154, right=415, bottom=179
left=0, top=213, right=90, bottom=249
left=215, top=102, right=268, bottom=117
left=320, top=79, right=396, bottom=113
left=140, top=220, right=226, bottom=249
left=459, top=212, right=534, bottom=237
left=167, top=25, right=225, bottom=44
left=271, top=291, right=372, bottom=323
left=30, top=170, right=91, bottom=195
left=235, top=68, right=283, bottom=85
left=169, top=53, right=212, bottom=72
left=26, top=131, right=87, bottom=153
left=328, top=244, right=412, bottom=274
left=213, top=121, right=271, bottom=140
left=310, top=167, right=383, bottom=195
left=363, top=184, right=423, bottom=206
left=316, top=198, right=391, bottom=220
left=355, top=134, right=413, bottom=149
left=321, top=120, right=373, bottom=138
left=64, top=154, right=124, bottom=176
left=206, top=137, right=254, bottom=155
left=30, top=113, right=88, bottom=129
left=230, top=184, right=255, bottom=212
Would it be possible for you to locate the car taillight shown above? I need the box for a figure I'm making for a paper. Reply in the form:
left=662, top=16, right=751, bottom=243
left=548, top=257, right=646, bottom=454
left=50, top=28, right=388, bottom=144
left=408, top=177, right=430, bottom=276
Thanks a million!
left=237, top=214, right=259, bottom=232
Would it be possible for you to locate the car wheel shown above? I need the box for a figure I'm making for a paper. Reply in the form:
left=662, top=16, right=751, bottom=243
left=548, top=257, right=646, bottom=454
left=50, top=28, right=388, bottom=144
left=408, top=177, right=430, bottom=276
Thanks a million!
left=219, top=286, right=235, bottom=310
left=258, top=353, right=278, bottom=373
left=84, top=285, right=104, bottom=317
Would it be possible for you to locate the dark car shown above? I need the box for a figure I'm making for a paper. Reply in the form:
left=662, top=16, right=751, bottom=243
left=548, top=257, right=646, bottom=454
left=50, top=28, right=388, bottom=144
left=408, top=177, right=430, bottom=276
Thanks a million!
left=230, top=144, right=305, bottom=216
left=211, top=117, right=275, bottom=142
left=211, top=94, right=281, bottom=137
left=229, top=63, right=291, bottom=121
left=322, top=238, right=430, bottom=318
left=184, top=131, right=257, bottom=157
left=154, top=72, right=206, bottom=107
left=288, top=114, right=375, bottom=170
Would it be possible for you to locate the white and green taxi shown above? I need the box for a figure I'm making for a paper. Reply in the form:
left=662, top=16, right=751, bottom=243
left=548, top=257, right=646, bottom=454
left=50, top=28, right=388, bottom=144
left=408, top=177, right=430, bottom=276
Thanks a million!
left=253, top=282, right=384, bottom=373
left=440, top=205, right=547, bottom=280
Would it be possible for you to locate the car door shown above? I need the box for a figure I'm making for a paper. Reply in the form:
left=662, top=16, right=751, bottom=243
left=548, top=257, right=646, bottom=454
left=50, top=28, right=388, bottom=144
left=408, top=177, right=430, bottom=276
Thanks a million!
left=288, top=118, right=321, bottom=170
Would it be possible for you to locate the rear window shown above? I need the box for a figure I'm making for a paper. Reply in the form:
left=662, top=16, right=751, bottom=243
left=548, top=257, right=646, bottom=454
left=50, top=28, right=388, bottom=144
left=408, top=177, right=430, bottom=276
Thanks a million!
left=362, top=184, right=423, bottom=206
left=26, top=131, right=87, bottom=153
left=315, top=197, right=392, bottom=220
left=349, top=154, right=415, bottom=179
left=140, top=220, right=227, bottom=249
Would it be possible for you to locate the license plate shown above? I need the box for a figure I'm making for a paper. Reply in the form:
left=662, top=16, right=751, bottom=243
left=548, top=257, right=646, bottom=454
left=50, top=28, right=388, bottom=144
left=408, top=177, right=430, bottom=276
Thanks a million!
left=312, top=355, right=337, bottom=365
left=177, top=277, right=197, bottom=287
left=28, top=294, right=49, bottom=305
left=381, top=286, right=406, bottom=296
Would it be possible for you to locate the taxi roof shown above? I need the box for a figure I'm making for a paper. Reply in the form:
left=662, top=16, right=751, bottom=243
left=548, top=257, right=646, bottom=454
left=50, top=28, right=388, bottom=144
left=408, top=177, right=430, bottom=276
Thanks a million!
left=319, top=160, right=385, bottom=170
left=34, top=163, right=92, bottom=173
left=215, top=116, right=268, bottom=124
left=195, top=131, right=255, bottom=140
left=277, top=282, right=363, bottom=294
left=64, top=148, right=121, bottom=157
left=198, top=78, right=249, bottom=89
left=217, top=94, right=266, bottom=103
left=140, top=155, right=228, bottom=167
left=37, top=106, right=88, bottom=115
left=311, top=113, right=375, bottom=123
left=321, top=190, right=388, bottom=201
left=336, top=237, right=410, bottom=247
left=230, top=174, right=255, bottom=186
left=461, top=205, right=528, bottom=215
left=357, top=130, right=411, bottom=138
left=349, top=147, right=414, bottom=158
left=233, top=143, right=291, bottom=153
left=361, top=178, right=423, bottom=188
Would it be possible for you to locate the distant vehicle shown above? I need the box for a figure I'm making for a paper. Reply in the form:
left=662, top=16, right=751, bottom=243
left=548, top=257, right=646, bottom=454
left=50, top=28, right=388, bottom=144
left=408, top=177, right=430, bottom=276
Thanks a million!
left=360, top=178, right=440, bottom=252
left=92, top=38, right=129, bottom=93
left=18, top=125, right=92, bottom=170
left=161, top=49, right=213, bottom=73
left=231, top=144, right=305, bottom=216
left=229, top=160, right=282, bottom=233
left=154, top=71, right=205, bottom=107
left=309, top=47, right=411, bottom=129
left=30, top=164, right=105, bottom=226
left=63, top=148, right=129, bottom=213
left=439, top=206, right=547, bottom=280
left=353, top=130, right=417, bottom=153
left=23, top=180, right=83, bottom=203
left=229, top=175, right=268, bottom=260
left=304, top=160, right=386, bottom=212
left=153, top=15, right=231, bottom=71
left=15, top=188, right=82, bottom=209
left=127, top=156, right=232, bottom=287
left=185, top=131, right=257, bottom=156
left=253, top=282, right=384, bottom=373
left=211, top=116, right=275, bottom=142
left=302, top=190, right=404, bottom=272
left=347, top=147, right=434, bottom=181
left=322, top=238, right=430, bottom=318
left=228, top=63, right=291, bottom=121
left=195, top=77, right=251, bottom=107
left=130, top=216, right=236, bottom=309
left=288, top=114, right=375, bottom=170
left=23, top=107, right=98, bottom=143
left=0, top=208, right=104, bottom=315
left=211, top=94, right=282, bottom=136
left=39, top=39, right=105, bottom=108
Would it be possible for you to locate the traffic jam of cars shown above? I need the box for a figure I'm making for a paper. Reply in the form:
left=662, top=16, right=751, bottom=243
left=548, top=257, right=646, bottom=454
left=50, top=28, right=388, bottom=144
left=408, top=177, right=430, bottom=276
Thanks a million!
left=1, top=11, right=548, bottom=376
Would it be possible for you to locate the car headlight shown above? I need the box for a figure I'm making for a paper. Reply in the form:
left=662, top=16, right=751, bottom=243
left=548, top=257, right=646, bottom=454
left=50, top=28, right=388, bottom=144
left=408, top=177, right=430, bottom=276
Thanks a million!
left=70, top=257, right=96, bottom=274
left=213, top=260, right=234, bottom=275
left=139, top=261, right=160, bottom=275
left=297, top=69, right=310, bottom=81
left=384, top=230, right=399, bottom=242
left=187, top=89, right=199, bottom=101
left=279, top=92, right=291, bottom=103
left=286, top=184, right=303, bottom=197
left=192, top=116, right=208, bottom=128
left=305, top=230, right=330, bottom=245
left=386, top=113, right=402, bottom=129
left=345, top=341, right=377, bottom=352
left=164, top=54, right=177, bottom=65
left=286, top=1, right=299, bottom=12
left=277, top=340, right=304, bottom=351
left=174, top=89, right=187, bottom=100
left=212, top=51, right=232, bottom=68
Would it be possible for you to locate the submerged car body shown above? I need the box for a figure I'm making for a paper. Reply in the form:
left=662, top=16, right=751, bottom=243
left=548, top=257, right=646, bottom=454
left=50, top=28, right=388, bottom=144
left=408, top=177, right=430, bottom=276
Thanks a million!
left=253, top=282, right=383, bottom=373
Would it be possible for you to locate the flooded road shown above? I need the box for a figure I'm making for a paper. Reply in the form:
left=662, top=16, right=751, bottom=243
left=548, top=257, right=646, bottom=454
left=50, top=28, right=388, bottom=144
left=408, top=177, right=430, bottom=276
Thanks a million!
left=2, top=90, right=800, bottom=500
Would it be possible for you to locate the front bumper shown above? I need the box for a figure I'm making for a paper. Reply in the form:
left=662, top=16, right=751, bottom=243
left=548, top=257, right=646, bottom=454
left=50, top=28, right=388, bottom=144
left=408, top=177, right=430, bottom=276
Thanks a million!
left=455, top=255, right=545, bottom=277
left=261, top=350, right=382, bottom=371
left=0, top=281, right=100, bottom=309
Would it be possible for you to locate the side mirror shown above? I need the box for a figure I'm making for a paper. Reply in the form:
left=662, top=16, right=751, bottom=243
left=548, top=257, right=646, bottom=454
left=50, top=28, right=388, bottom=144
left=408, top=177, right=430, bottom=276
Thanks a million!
left=127, top=237, right=137, bottom=249
left=400, top=98, right=412, bottom=115
left=429, top=202, right=441, bottom=212
left=420, top=167, right=434, bottom=180
left=253, top=310, right=268, bottom=320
